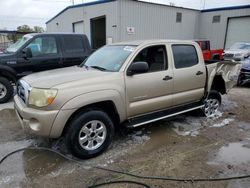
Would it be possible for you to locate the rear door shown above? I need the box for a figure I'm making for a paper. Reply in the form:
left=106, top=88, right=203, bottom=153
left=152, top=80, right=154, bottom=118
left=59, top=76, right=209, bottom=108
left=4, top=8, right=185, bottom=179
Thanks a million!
left=171, top=44, right=206, bottom=106
left=61, top=35, right=88, bottom=67
left=17, top=35, right=62, bottom=74
left=125, top=44, right=174, bottom=117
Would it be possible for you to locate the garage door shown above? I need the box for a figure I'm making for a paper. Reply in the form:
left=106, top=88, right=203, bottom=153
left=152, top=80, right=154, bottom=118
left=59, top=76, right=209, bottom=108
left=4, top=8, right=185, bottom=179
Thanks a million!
left=225, top=17, right=250, bottom=49
left=73, top=21, right=84, bottom=34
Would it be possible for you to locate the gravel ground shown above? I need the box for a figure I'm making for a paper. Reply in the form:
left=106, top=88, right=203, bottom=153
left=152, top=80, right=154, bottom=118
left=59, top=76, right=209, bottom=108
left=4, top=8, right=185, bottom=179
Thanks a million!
left=0, top=87, right=250, bottom=188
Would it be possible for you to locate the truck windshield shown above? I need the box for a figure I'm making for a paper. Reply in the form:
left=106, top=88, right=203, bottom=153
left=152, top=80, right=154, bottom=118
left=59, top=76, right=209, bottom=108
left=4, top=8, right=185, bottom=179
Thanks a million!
left=82, top=45, right=135, bottom=72
left=6, top=35, right=33, bottom=53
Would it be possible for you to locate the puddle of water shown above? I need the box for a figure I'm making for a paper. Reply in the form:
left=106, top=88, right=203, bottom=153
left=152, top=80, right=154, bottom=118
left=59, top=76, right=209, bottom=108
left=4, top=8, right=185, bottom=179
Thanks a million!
left=211, top=143, right=250, bottom=165
left=221, top=96, right=238, bottom=111
left=211, top=118, right=234, bottom=128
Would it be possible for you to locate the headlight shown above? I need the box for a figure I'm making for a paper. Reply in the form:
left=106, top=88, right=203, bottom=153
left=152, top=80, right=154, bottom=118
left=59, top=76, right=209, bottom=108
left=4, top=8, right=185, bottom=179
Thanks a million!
left=28, top=88, right=58, bottom=107
left=235, top=53, right=243, bottom=57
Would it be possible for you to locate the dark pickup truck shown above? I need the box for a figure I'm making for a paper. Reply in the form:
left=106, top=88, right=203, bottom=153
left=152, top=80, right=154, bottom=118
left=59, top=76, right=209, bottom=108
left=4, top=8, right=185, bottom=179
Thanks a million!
left=0, top=33, right=92, bottom=103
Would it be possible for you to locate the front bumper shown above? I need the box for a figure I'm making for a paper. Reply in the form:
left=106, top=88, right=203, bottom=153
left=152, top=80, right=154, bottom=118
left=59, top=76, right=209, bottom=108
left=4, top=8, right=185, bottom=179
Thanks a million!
left=14, top=95, right=59, bottom=137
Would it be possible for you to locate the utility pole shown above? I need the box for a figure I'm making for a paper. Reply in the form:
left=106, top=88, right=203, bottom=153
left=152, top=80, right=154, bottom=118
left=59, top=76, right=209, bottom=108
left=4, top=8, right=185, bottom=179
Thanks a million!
left=71, top=0, right=74, bottom=5
left=202, top=0, right=206, bottom=9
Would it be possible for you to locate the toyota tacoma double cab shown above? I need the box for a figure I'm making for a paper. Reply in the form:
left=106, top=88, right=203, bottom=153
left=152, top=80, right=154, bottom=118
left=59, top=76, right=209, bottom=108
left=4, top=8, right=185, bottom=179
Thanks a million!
left=0, top=33, right=92, bottom=103
left=14, top=40, right=241, bottom=159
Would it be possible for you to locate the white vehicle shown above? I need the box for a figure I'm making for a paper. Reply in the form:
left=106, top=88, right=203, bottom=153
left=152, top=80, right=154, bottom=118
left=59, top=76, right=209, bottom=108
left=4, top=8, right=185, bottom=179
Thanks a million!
left=224, top=42, right=250, bottom=60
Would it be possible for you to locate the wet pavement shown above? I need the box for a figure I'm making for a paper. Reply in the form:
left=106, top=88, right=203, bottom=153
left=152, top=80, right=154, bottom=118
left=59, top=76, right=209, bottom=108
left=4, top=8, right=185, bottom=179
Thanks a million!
left=0, top=87, right=250, bottom=188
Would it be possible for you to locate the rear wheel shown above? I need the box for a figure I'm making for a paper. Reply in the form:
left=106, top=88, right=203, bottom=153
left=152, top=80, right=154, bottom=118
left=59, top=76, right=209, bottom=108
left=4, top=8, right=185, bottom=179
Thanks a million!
left=0, top=77, right=13, bottom=104
left=203, top=91, right=221, bottom=117
left=65, top=110, right=114, bottom=159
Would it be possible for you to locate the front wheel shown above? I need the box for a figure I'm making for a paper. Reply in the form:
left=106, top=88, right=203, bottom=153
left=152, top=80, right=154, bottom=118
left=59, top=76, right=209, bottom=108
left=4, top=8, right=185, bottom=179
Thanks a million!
left=65, top=110, right=114, bottom=159
left=203, top=91, right=221, bottom=117
left=0, top=77, right=13, bottom=104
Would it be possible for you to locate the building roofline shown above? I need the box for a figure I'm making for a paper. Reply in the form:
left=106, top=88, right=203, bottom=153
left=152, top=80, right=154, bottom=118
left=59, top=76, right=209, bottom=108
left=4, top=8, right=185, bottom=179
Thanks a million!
left=46, top=0, right=250, bottom=25
left=132, top=0, right=200, bottom=11
left=46, top=0, right=201, bottom=25
left=201, top=4, right=250, bottom=13
left=46, top=0, right=116, bottom=24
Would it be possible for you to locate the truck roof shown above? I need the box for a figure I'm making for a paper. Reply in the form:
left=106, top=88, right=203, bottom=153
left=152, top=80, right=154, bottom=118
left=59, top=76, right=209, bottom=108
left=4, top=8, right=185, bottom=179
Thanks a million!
left=24, top=32, right=87, bottom=37
left=111, top=39, right=196, bottom=46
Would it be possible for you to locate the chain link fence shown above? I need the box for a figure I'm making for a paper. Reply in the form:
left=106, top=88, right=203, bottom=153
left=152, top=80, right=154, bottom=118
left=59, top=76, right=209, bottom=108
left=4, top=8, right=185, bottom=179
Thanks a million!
left=0, top=31, right=34, bottom=52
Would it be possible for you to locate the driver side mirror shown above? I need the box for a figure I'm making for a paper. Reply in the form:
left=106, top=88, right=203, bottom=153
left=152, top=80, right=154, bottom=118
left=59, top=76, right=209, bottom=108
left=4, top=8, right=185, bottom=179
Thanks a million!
left=127, top=61, right=149, bottom=76
left=22, top=47, right=32, bottom=59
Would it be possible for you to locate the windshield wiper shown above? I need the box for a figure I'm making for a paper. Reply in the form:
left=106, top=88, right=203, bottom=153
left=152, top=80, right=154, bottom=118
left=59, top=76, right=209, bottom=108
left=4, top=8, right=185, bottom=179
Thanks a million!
left=89, top=66, right=107, bottom=71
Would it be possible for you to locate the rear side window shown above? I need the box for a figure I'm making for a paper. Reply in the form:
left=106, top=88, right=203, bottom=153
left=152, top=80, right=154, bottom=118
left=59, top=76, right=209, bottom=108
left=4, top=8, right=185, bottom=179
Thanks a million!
left=201, top=41, right=209, bottom=50
left=172, top=45, right=198, bottom=69
left=63, top=36, right=85, bottom=53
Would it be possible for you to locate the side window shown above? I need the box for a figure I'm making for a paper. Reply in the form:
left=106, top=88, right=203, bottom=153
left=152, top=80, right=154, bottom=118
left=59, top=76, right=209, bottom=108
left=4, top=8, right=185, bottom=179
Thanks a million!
left=63, top=36, right=85, bottom=53
left=201, top=41, right=209, bottom=50
left=133, top=45, right=167, bottom=73
left=27, top=36, right=58, bottom=57
left=172, top=45, right=198, bottom=69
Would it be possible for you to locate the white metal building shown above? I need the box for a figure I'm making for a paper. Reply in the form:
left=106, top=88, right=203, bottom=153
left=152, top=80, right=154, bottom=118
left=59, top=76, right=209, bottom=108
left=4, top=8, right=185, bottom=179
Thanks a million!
left=46, top=0, right=250, bottom=49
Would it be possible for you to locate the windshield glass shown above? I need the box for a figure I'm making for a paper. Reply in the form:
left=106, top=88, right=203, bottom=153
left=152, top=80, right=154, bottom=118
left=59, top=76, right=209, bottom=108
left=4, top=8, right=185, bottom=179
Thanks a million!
left=229, top=43, right=250, bottom=50
left=82, top=45, right=135, bottom=72
left=6, top=35, right=33, bottom=53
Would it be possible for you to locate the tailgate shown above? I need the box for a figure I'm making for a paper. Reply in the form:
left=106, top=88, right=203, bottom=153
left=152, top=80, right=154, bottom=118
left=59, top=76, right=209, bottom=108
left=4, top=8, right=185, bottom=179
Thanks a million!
left=215, top=60, right=242, bottom=91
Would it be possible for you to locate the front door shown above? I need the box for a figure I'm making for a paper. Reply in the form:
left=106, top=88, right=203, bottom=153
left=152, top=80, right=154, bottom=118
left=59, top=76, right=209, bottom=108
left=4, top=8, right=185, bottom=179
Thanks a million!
left=17, top=35, right=62, bottom=76
left=125, top=45, right=173, bottom=117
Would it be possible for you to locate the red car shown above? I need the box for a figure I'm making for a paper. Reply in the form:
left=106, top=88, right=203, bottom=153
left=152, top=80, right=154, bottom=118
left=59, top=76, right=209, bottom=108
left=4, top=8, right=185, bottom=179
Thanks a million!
left=195, top=40, right=224, bottom=61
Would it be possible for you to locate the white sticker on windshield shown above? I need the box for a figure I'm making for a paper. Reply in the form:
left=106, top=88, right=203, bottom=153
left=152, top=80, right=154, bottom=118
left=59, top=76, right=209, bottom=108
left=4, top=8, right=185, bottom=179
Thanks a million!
left=124, top=46, right=135, bottom=52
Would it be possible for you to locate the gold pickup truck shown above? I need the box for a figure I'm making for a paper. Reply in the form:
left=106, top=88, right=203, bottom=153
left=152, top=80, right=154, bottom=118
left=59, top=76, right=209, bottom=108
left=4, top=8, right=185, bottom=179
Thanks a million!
left=14, top=40, right=241, bottom=159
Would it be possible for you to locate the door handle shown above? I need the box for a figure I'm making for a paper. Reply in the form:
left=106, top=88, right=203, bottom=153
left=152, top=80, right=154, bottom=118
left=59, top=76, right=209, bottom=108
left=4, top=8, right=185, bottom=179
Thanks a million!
left=196, top=71, right=203, bottom=75
left=163, top=75, right=173, bottom=81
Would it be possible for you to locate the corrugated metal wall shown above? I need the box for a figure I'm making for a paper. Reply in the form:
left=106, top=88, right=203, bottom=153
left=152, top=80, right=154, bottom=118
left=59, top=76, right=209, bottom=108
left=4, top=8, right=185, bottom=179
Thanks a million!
left=46, top=0, right=250, bottom=49
left=46, top=1, right=119, bottom=44
left=119, top=0, right=200, bottom=42
left=198, top=8, right=250, bottom=49
left=46, top=0, right=200, bottom=44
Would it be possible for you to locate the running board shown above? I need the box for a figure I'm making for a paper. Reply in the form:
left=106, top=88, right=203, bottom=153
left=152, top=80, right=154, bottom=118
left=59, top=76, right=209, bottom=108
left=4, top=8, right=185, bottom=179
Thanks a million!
left=125, top=102, right=204, bottom=128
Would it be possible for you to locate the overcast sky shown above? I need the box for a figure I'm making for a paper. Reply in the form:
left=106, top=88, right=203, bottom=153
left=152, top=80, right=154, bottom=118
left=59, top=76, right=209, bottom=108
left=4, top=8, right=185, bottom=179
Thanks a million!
left=0, top=0, right=249, bottom=30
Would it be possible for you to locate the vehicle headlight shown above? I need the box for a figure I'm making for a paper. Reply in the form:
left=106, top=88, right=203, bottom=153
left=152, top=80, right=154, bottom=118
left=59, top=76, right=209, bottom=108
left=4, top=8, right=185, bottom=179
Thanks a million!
left=235, top=53, right=243, bottom=57
left=28, top=88, right=58, bottom=107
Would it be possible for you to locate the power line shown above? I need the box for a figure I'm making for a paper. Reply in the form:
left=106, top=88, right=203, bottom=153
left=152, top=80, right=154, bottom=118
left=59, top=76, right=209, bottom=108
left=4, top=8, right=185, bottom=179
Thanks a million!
left=32, top=0, right=71, bottom=3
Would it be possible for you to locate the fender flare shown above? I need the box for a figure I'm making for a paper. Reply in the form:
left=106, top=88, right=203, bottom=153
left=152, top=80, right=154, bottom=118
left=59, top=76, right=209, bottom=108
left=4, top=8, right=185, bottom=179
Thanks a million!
left=49, top=90, right=126, bottom=138
left=0, top=65, right=17, bottom=82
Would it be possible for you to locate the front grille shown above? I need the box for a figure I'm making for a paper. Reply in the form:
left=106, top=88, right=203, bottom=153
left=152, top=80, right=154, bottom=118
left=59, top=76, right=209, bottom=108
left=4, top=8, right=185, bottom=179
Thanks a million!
left=17, top=80, right=30, bottom=104
left=17, top=82, right=25, bottom=103
left=241, top=68, right=250, bottom=73
left=224, top=53, right=234, bottom=58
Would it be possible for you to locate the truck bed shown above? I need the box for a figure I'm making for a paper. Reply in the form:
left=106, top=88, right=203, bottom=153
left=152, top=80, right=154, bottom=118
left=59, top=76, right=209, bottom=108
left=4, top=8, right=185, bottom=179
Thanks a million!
left=206, top=60, right=242, bottom=92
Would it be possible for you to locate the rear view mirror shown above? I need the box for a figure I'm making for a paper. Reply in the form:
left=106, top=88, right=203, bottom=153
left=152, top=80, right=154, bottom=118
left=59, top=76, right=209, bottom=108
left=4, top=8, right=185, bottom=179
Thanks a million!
left=22, top=47, right=32, bottom=59
left=127, top=61, right=149, bottom=76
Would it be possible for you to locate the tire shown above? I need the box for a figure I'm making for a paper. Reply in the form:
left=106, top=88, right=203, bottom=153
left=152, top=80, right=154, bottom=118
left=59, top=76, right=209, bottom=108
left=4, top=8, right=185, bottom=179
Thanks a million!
left=65, top=110, right=114, bottom=159
left=203, top=90, right=221, bottom=117
left=0, top=77, right=13, bottom=104
left=237, top=74, right=243, bottom=86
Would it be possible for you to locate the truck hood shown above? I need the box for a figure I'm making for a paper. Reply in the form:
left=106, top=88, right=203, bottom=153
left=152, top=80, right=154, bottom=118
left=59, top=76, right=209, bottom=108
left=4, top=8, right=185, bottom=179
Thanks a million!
left=242, top=58, right=250, bottom=70
left=224, top=49, right=250, bottom=55
left=23, top=66, right=112, bottom=88
left=0, top=52, right=14, bottom=59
